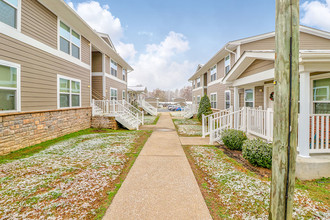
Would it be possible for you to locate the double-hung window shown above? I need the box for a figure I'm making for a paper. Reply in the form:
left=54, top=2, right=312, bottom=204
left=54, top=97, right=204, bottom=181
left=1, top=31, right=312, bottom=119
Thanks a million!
left=110, top=88, right=118, bottom=100
left=111, top=60, right=118, bottom=77
left=225, top=90, right=231, bottom=109
left=210, top=93, right=217, bottom=109
left=210, top=65, right=217, bottom=82
left=0, top=0, right=19, bottom=29
left=58, top=76, right=81, bottom=108
left=244, top=89, right=254, bottom=107
left=123, top=69, right=126, bottom=81
left=225, top=55, right=230, bottom=74
left=122, top=90, right=126, bottom=100
left=0, top=60, right=20, bottom=112
left=59, top=21, right=81, bottom=59
left=196, top=77, right=201, bottom=87
left=313, top=78, right=330, bottom=114
left=197, top=95, right=201, bottom=105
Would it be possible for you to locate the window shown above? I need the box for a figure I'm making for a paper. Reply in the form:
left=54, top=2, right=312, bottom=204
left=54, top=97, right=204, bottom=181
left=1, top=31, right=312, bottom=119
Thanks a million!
left=192, top=81, right=195, bottom=89
left=244, top=89, right=254, bottom=107
left=225, top=55, right=230, bottom=74
left=0, top=0, right=19, bottom=29
left=210, top=65, right=217, bottom=82
left=123, top=69, right=126, bottom=81
left=122, top=90, right=126, bottom=100
left=313, top=78, right=330, bottom=114
left=197, top=95, right=201, bottom=105
left=59, top=21, right=81, bottom=59
left=0, top=60, right=20, bottom=112
left=110, top=88, right=118, bottom=100
left=225, top=90, right=231, bottom=109
left=210, top=93, right=217, bottom=109
left=111, top=60, right=117, bottom=77
left=58, top=75, right=81, bottom=108
left=196, top=77, right=201, bottom=87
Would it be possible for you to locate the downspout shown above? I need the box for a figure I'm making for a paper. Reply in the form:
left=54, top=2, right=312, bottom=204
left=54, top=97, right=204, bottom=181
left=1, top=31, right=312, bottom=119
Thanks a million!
left=225, top=46, right=237, bottom=57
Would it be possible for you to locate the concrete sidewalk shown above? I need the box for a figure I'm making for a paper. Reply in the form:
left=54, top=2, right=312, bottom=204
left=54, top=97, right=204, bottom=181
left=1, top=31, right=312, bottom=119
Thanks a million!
left=103, top=113, right=211, bottom=220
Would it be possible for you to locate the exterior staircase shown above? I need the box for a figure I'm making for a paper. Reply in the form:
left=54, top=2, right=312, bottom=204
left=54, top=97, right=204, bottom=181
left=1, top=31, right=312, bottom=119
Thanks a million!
left=92, top=99, right=143, bottom=130
left=137, top=99, right=158, bottom=116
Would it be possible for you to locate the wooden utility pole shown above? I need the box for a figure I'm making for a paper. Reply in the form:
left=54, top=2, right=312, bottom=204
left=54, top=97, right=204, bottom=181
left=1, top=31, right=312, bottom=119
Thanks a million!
left=270, top=0, right=299, bottom=219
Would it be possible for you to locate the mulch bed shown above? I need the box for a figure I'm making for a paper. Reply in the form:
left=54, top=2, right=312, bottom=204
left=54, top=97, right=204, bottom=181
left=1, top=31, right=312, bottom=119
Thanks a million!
left=216, top=145, right=271, bottom=178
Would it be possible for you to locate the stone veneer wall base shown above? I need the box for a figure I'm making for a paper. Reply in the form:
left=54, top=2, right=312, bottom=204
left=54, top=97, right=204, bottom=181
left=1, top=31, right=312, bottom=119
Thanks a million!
left=91, top=116, right=118, bottom=130
left=0, top=108, right=92, bottom=155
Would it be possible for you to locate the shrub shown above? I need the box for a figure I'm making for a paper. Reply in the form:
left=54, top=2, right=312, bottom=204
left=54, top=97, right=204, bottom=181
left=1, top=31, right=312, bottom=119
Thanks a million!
left=197, top=95, right=213, bottom=122
left=221, top=129, right=247, bottom=151
left=242, top=138, right=273, bottom=169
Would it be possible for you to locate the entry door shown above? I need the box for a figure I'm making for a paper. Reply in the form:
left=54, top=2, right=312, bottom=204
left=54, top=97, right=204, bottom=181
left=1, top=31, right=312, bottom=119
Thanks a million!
left=266, top=86, right=274, bottom=109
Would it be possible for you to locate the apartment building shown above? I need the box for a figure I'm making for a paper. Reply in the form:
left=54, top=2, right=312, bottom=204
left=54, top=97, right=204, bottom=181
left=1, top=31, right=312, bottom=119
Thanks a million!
left=0, top=0, right=132, bottom=154
left=190, top=26, right=330, bottom=115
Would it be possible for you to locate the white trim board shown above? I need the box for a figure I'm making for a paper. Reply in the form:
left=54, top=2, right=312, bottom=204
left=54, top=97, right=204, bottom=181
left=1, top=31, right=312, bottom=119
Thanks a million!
left=0, top=22, right=90, bottom=70
left=92, top=72, right=127, bottom=85
left=192, top=87, right=203, bottom=92
left=232, top=69, right=274, bottom=87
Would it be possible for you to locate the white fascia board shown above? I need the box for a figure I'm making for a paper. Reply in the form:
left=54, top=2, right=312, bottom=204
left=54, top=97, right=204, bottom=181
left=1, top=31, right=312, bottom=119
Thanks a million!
left=92, top=72, right=127, bottom=85
left=192, top=87, right=203, bottom=92
left=0, top=23, right=90, bottom=70
left=232, top=69, right=274, bottom=87
left=208, top=77, right=224, bottom=87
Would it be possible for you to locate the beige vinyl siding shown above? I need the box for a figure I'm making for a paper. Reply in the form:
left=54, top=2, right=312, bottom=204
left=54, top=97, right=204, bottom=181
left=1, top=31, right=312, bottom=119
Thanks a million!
left=192, top=89, right=204, bottom=104
left=105, top=77, right=127, bottom=100
left=240, top=37, right=275, bottom=55
left=0, top=34, right=90, bottom=111
left=230, top=52, right=236, bottom=68
left=217, top=59, right=225, bottom=79
left=105, top=56, right=110, bottom=74
left=92, top=52, right=102, bottom=72
left=81, top=36, right=90, bottom=65
left=239, top=89, right=244, bottom=108
left=117, top=64, right=123, bottom=80
left=238, top=60, right=274, bottom=79
left=92, top=76, right=103, bottom=98
left=255, top=86, right=264, bottom=108
left=300, top=32, right=330, bottom=50
left=21, top=0, right=58, bottom=49
left=207, top=83, right=232, bottom=110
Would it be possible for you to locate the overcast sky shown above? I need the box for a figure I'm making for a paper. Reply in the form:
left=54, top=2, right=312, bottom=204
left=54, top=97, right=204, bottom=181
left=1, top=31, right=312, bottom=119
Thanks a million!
left=67, top=0, right=330, bottom=90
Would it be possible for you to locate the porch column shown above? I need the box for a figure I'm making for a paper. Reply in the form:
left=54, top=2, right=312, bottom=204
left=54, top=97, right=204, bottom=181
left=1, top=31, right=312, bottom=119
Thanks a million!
left=233, top=87, right=239, bottom=111
left=234, top=87, right=239, bottom=129
left=298, top=72, right=311, bottom=157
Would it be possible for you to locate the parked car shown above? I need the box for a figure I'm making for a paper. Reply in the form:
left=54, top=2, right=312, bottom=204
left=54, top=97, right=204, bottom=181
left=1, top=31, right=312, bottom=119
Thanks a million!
left=175, top=107, right=182, bottom=111
left=168, top=105, right=174, bottom=110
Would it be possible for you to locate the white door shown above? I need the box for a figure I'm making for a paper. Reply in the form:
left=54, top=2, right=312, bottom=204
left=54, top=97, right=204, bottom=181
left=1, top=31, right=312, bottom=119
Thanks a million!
left=266, top=86, right=274, bottom=109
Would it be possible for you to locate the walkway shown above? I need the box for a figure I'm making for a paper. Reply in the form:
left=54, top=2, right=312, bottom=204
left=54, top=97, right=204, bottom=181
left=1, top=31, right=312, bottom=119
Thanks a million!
left=103, top=113, right=211, bottom=220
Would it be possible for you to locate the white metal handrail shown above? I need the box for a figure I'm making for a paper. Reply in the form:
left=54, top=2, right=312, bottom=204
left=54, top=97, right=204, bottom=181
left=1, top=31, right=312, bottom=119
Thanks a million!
left=138, top=99, right=158, bottom=116
left=120, top=100, right=144, bottom=125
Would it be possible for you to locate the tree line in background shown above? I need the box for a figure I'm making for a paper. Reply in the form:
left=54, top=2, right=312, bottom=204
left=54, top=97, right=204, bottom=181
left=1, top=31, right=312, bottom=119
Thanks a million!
left=146, top=86, right=192, bottom=102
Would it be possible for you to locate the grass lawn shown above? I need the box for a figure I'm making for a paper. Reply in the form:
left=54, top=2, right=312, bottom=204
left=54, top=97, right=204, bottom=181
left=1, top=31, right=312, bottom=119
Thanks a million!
left=184, top=145, right=330, bottom=219
left=0, top=128, right=151, bottom=219
left=173, top=118, right=203, bottom=137
left=143, top=114, right=160, bottom=125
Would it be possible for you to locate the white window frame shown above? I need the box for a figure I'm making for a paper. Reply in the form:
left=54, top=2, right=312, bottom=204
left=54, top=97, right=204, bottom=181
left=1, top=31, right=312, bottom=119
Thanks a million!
left=197, top=95, right=201, bottom=105
left=57, top=19, right=81, bottom=60
left=122, top=69, right=126, bottom=81
left=210, top=65, right=217, bottom=82
left=196, top=77, right=201, bottom=87
left=225, top=90, right=231, bottom=109
left=110, top=87, right=118, bottom=100
left=210, top=93, right=217, bottom=109
left=224, top=55, right=231, bottom=75
left=0, top=0, right=21, bottom=31
left=57, top=74, right=81, bottom=109
left=310, top=73, right=330, bottom=114
left=0, top=59, right=21, bottom=112
left=110, top=59, right=118, bottom=77
left=122, top=90, right=126, bottom=100
left=244, top=88, right=254, bottom=108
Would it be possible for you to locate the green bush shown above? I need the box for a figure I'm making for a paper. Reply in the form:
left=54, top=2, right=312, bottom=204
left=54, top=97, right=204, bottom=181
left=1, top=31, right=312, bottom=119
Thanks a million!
left=221, top=129, right=247, bottom=151
left=242, top=138, right=273, bottom=169
left=197, top=95, right=213, bottom=122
